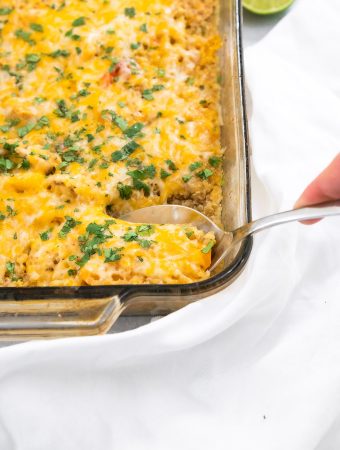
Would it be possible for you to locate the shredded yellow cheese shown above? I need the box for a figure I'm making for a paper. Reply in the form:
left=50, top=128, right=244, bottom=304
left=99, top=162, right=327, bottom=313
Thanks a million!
left=0, top=0, right=221, bottom=286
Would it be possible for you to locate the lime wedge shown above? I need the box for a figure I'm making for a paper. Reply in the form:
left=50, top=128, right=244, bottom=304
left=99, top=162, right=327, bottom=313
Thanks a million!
left=243, top=0, right=294, bottom=15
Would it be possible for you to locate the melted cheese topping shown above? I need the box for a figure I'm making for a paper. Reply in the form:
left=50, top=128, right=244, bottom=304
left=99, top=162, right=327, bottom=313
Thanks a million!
left=0, top=0, right=221, bottom=286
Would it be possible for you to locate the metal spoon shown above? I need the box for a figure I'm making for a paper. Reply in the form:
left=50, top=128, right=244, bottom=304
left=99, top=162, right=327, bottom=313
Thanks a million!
left=121, top=201, right=340, bottom=272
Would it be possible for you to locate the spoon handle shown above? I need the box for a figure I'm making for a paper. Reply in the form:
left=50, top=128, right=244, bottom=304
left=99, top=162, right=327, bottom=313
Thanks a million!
left=233, top=200, right=340, bottom=243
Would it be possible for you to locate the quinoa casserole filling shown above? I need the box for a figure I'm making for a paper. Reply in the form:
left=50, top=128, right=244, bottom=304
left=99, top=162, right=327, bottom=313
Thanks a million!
left=0, top=0, right=223, bottom=286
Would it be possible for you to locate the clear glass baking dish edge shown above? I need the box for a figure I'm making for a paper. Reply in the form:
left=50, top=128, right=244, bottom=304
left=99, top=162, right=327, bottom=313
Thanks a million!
left=0, top=0, right=252, bottom=339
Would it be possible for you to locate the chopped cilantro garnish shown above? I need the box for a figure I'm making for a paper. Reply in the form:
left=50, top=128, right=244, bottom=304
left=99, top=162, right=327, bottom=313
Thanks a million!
left=124, top=7, right=136, bottom=18
left=124, top=122, right=144, bottom=138
left=67, top=269, right=78, bottom=276
left=130, top=42, right=140, bottom=50
left=25, top=53, right=40, bottom=63
left=5, top=261, right=15, bottom=275
left=71, top=111, right=80, bottom=122
left=15, top=29, right=35, bottom=45
left=0, top=118, right=20, bottom=133
left=72, top=17, right=86, bottom=27
left=58, top=216, right=81, bottom=238
left=197, top=168, right=213, bottom=179
left=185, top=77, right=195, bottom=85
left=166, top=159, right=177, bottom=171
left=88, top=159, right=98, bottom=169
left=0, top=7, right=13, bottom=15
left=104, top=248, right=122, bottom=262
left=201, top=240, right=215, bottom=254
left=182, top=174, right=192, bottom=183
left=139, top=239, right=153, bottom=248
left=36, top=116, right=49, bottom=129
left=156, top=68, right=166, bottom=77
left=34, top=97, right=46, bottom=103
left=189, top=161, right=202, bottom=171
left=136, top=224, right=154, bottom=236
left=152, top=84, right=165, bottom=91
left=75, top=221, right=115, bottom=267
left=123, top=231, right=138, bottom=241
left=140, top=23, right=148, bottom=33
left=111, top=141, right=139, bottom=162
left=30, top=23, right=43, bottom=32
left=160, top=169, right=170, bottom=179
left=48, top=49, right=70, bottom=58
left=113, top=115, right=128, bottom=131
left=127, top=164, right=155, bottom=181
left=132, top=178, right=150, bottom=196
left=54, top=99, right=69, bottom=118
left=40, top=230, right=51, bottom=241
left=209, top=156, right=222, bottom=167
left=6, top=205, right=16, bottom=216
left=142, top=85, right=164, bottom=101
left=17, top=122, right=35, bottom=138
left=21, top=158, right=30, bottom=170
left=184, top=228, right=194, bottom=238
left=123, top=225, right=155, bottom=248
left=142, top=89, right=154, bottom=101
left=3, top=142, right=18, bottom=153
left=117, top=182, right=133, bottom=199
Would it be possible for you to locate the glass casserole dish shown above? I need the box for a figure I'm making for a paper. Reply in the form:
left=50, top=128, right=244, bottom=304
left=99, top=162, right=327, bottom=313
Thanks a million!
left=0, top=0, right=252, bottom=339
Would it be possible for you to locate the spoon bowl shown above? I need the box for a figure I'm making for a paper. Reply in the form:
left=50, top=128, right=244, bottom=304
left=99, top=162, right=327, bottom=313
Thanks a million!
left=121, top=201, right=340, bottom=272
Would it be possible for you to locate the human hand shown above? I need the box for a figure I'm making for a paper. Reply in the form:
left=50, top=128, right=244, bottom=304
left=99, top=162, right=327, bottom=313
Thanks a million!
left=295, top=153, right=340, bottom=224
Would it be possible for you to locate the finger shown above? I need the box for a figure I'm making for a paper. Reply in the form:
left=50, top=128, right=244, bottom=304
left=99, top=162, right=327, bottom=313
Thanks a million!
left=295, top=153, right=340, bottom=224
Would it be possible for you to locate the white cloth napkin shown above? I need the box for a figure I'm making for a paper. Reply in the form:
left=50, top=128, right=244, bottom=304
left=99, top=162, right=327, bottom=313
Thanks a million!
left=1, top=1, right=340, bottom=449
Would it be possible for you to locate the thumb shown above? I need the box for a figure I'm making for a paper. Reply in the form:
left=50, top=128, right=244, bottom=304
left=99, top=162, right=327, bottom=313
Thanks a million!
left=294, top=153, right=340, bottom=224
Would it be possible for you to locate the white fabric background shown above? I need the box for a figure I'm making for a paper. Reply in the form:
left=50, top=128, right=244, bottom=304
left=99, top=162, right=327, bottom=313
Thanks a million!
left=0, top=0, right=340, bottom=448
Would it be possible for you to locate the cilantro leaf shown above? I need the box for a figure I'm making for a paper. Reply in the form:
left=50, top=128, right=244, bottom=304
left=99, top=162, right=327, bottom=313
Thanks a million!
left=209, top=156, right=222, bottom=167
left=72, top=17, right=86, bottom=27
left=189, top=161, right=203, bottom=171
left=142, top=89, right=154, bottom=101
left=124, top=122, right=144, bottom=138
left=124, top=7, right=136, bottom=18
left=160, top=169, right=170, bottom=179
left=0, top=7, right=13, bottom=15
left=48, top=49, right=70, bottom=58
left=136, top=224, right=154, bottom=236
left=201, top=240, right=215, bottom=254
left=17, top=122, right=35, bottom=138
left=111, top=141, right=139, bottom=162
left=104, top=248, right=122, bottom=262
left=59, top=216, right=81, bottom=238
left=40, top=230, right=51, bottom=241
left=197, top=168, right=213, bottom=180
left=117, top=182, right=132, bottom=199
left=30, top=23, right=43, bottom=32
